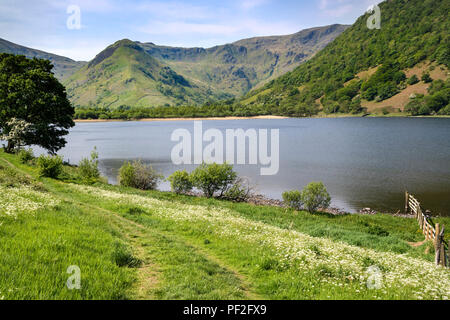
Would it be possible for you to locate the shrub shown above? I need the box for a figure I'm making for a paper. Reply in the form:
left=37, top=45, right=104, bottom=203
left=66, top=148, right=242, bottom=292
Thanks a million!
left=17, top=148, right=34, bottom=164
left=0, top=165, right=33, bottom=187
left=282, top=190, right=303, bottom=210
left=438, top=104, right=450, bottom=115
left=377, top=82, right=399, bottom=101
left=422, top=73, right=433, bottom=83
left=167, top=170, right=193, bottom=194
left=191, top=163, right=237, bottom=198
left=418, top=105, right=431, bottom=115
left=222, top=177, right=252, bottom=202
left=118, top=160, right=162, bottom=190
left=404, top=100, right=422, bottom=116
left=79, top=148, right=101, bottom=181
left=407, top=75, right=419, bottom=85
left=301, top=182, right=331, bottom=214
left=36, top=155, right=63, bottom=178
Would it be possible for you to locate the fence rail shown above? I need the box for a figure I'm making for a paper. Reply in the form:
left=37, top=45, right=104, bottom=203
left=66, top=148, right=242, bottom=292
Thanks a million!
left=405, top=192, right=448, bottom=267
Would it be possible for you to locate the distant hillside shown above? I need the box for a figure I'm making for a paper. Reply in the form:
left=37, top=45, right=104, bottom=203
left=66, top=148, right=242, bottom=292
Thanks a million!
left=0, top=38, right=86, bottom=81
left=140, top=24, right=349, bottom=97
left=65, top=25, right=348, bottom=108
left=64, top=40, right=228, bottom=108
left=239, top=0, right=450, bottom=116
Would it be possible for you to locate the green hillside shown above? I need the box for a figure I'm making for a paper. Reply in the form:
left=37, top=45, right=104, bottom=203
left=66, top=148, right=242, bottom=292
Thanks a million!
left=65, top=25, right=347, bottom=109
left=0, top=38, right=86, bottom=81
left=140, top=24, right=349, bottom=97
left=239, top=0, right=450, bottom=117
left=1, top=150, right=449, bottom=300
left=64, top=40, right=229, bottom=109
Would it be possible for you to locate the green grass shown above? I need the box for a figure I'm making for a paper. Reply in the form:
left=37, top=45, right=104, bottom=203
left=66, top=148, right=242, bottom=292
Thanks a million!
left=0, top=150, right=448, bottom=300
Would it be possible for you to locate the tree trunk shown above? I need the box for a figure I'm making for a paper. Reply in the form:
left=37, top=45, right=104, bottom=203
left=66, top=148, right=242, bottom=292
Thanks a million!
left=5, top=141, right=15, bottom=153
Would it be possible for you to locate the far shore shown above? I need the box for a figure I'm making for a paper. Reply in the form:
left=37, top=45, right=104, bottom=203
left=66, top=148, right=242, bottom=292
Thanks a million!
left=74, top=114, right=450, bottom=123
left=74, top=115, right=289, bottom=123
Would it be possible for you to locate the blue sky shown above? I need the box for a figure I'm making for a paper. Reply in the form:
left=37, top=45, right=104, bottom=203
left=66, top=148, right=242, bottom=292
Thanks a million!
left=0, top=0, right=383, bottom=61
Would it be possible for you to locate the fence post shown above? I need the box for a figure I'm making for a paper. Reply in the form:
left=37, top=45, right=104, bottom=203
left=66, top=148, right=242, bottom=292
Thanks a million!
left=440, top=228, right=446, bottom=267
left=435, top=237, right=441, bottom=266
left=418, top=207, right=422, bottom=228
left=405, top=191, right=409, bottom=214
left=435, top=224, right=440, bottom=248
left=435, top=226, right=445, bottom=267
left=447, top=240, right=449, bottom=267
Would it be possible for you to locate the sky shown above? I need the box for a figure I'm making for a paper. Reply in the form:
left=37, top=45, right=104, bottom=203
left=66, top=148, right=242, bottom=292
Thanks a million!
left=0, top=0, right=383, bottom=61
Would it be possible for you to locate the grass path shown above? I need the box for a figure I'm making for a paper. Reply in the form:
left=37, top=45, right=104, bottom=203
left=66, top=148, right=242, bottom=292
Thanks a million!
left=0, top=151, right=449, bottom=300
left=48, top=182, right=257, bottom=300
left=0, top=156, right=255, bottom=300
left=54, top=181, right=450, bottom=299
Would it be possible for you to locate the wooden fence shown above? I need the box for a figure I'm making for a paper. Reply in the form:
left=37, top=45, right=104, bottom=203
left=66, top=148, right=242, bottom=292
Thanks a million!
left=405, top=192, right=448, bottom=267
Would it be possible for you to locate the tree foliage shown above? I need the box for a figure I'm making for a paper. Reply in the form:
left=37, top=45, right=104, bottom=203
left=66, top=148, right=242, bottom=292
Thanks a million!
left=301, top=182, right=331, bottom=214
left=191, top=163, right=237, bottom=198
left=405, top=79, right=450, bottom=115
left=232, top=0, right=450, bottom=116
left=167, top=170, right=193, bottom=194
left=79, top=148, right=101, bottom=182
left=0, top=118, right=32, bottom=153
left=118, top=160, right=162, bottom=190
left=0, top=54, right=74, bottom=153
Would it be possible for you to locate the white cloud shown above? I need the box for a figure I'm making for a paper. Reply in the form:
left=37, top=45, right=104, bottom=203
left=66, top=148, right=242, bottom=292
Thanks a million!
left=136, top=1, right=214, bottom=20
left=138, top=21, right=239, bottom=36
left=137, top=18, right=298, bottom=40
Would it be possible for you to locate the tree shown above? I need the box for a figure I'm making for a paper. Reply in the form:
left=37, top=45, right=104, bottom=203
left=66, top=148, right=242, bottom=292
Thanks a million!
left=422, top=73, right=433, bottom=83
left=0, top=118, right=33, bottom=153
left=0, top=54, right=75, bottom=154
left=282, top=190, right=303, bottom=211
left=167, top=170, right=193, bottom=194
left=301, top=182, right=331, bottom=214
left=407, top=75, right=419, bottom=85
left=191, top=163, right=237, bottom=198
left=118, top=160, right=162, bottom=190
left=79, top=147, right=101, bottom=182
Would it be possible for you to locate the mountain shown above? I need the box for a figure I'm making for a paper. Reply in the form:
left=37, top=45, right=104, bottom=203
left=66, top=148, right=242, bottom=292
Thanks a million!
left=139, top=24, right=349, bottom=96
left=64, top=39, right=230, bottom=108
left=239, top=0, right=450, bottom=116
left=0, top=38, right=86, bottom=81
left=65, top=24, right=348, bottom=108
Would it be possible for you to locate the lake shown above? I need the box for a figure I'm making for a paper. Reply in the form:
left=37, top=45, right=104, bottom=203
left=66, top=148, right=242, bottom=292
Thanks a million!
left=44, top=117, right=450, bottom=215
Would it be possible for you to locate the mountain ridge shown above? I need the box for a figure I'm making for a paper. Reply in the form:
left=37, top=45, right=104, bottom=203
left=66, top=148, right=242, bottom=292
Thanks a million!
left=64, top=24, right=349, bottom=108
left=0, top=38, right=86, bottom=81
left=237, top=0, right=450, bottom=116
left=1, top=24, right=350, bottom=109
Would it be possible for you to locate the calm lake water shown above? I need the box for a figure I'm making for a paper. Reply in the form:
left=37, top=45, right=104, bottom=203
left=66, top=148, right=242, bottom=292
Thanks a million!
left=42, top=117, right=450, bottom=215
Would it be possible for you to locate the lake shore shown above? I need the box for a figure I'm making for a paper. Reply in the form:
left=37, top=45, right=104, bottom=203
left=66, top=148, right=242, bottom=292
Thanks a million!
left=75, top=115, right=289, bottom=123
left=74, top=114, right=450, bottom=123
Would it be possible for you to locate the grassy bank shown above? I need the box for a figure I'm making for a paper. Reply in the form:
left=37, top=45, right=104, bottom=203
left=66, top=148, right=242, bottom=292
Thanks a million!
left=0, top=150, right=448, bottom=300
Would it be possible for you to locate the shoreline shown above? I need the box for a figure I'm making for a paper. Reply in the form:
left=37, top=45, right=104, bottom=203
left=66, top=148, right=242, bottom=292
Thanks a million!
left=74, top=115, right=289, bottom=123
left=74, top=114, right=450, bottom=123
